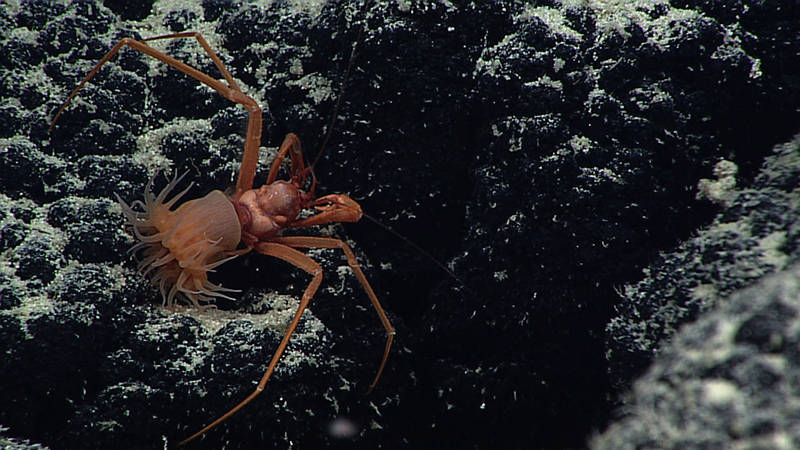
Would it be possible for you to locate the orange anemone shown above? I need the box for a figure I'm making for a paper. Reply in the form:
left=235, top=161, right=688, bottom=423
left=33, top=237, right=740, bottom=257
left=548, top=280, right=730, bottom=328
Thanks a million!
left=118, top=173, right=245, bottom=307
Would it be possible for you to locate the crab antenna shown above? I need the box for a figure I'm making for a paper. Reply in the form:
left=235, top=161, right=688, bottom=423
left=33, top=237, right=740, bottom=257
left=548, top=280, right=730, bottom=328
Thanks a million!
left=309, top=0, right=371, bottom=170
left=362, top=212, right=465, bottom=287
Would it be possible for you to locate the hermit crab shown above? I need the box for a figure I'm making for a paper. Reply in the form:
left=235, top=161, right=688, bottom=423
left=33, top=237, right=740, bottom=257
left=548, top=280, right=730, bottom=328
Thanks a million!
left=50, top=32, right=394, bottom=445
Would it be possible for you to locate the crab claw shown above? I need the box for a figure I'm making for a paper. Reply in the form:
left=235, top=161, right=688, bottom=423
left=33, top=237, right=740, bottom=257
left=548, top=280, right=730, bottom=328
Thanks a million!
left=291, top=194, right=363, bottom=227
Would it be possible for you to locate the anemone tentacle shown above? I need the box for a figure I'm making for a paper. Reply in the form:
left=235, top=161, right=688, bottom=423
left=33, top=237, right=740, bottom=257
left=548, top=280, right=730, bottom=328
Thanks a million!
left=119, top=173, right=244, bottom=307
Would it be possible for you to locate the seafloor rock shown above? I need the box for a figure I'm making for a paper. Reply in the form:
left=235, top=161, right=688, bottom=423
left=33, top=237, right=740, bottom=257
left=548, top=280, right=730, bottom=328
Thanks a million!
left=1, top=1, right=799, bottom=448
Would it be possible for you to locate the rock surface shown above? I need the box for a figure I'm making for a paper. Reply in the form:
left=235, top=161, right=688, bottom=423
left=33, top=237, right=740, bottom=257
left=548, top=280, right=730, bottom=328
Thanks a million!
left=1, top=1, right=799, bottom=449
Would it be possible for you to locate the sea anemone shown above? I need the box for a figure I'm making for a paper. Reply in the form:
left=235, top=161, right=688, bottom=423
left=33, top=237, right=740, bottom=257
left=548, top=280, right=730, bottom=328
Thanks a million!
left=118, top=173, right=245, bottom=307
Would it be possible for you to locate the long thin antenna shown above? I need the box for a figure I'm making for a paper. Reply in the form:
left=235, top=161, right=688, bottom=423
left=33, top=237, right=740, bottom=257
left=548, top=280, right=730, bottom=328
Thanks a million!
left=310, top=0, right=372, bottom=170
left=362, top=212, right=465, bottom=287
left=308, top=2, right=466, bottom=290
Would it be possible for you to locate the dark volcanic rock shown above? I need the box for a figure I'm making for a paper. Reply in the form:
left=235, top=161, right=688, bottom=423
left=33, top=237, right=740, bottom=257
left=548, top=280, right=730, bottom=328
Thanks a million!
left=606, top=135, right=800, bottom=394
left=596, top=259, right=800, bottom=449
left=1, top=1, right=799, bottom=449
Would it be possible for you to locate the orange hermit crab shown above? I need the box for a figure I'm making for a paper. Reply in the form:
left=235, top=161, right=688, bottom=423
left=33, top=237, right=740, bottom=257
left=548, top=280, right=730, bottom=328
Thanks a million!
left=50, top=32, right=394, bottom=446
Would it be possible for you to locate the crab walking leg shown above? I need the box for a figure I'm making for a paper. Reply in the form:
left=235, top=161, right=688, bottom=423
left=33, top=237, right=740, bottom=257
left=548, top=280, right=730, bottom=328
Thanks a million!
left=136, top=32, right=263, bottom=195
left=141, top=32, right=242, bottom=92
left=178, top=242, right=322, bottom=447
left=48, top=32, right=263, bottom=197
left=272, top=235, right=395, bottom=393
left=266, top=133, right=308, bottom=186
